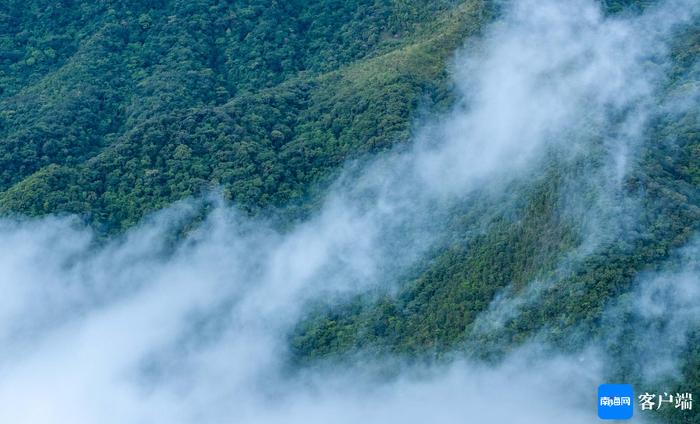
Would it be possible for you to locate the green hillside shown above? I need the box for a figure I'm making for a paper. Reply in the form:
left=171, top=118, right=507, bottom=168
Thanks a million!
left=0, top=0, right=490, bottom=230
left=0, top=1, right=698, bottom=422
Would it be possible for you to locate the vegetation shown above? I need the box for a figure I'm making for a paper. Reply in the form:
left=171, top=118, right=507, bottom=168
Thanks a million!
left=0, top=0, right=488, bottom=230
left=0, top=1, right=697, bottom=422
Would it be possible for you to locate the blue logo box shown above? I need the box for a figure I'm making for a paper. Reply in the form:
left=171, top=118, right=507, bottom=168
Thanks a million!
left=598, top=384, right=634, bottom=420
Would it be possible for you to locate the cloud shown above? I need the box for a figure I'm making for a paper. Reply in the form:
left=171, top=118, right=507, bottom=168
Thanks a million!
left=0, top=0, right=696, bottom=423
left=600, top=236, right=700, bottom=383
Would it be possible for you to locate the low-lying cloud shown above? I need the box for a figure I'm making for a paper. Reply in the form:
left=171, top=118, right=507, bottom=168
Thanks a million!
left=0, top=0, right=697, bottom=422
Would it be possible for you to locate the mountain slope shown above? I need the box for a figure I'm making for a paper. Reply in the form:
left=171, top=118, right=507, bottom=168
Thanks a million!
left=0, top=1, right=698, bottom=423
left=0, top=0, right=488, bottom=230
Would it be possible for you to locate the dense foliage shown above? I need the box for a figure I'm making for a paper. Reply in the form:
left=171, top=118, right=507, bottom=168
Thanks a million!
left=0, top=1, right=697, bottom=423
left=0, top=0, right=486, bottom=230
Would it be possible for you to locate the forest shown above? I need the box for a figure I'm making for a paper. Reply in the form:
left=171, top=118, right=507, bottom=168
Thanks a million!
left=0, top=1, right=697, bottom=423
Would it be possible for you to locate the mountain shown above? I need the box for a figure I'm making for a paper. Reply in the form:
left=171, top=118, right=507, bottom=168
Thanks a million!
left=0, top=1, right=698, bottom=423
left=0, top=0, right=484, bottom=229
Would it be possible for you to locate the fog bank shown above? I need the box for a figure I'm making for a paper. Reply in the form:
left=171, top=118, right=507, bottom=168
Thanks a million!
left=1, top=0, right=697, bottom=422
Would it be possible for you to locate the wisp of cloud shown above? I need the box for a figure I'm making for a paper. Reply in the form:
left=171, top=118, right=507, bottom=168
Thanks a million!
left=0, top=0, right=696, bottom=422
